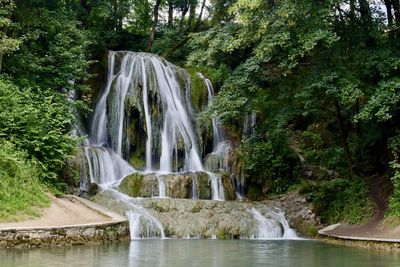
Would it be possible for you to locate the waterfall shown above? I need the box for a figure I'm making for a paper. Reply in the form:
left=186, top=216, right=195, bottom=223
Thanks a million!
left=76, top=51, right=302, bottom=240
left=84, top=146, right=134, bottom=186
left=89, top=51, right=203, bottom=174
left=104, top=189, right=165, bottom=239
left=208, top=172, right=225, bottom=201
left=80, top=51, right=236, bottom=238
left=84, top=52, right=209, bottom=186
left=249, top=208, right=298, bottom=239
left=198, top=73, right=225, bottom=150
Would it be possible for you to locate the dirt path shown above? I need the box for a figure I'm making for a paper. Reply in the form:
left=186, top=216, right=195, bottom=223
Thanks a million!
left=321, top=174, right=400, bottom=239
left=0, top=195, right=116, bottom=229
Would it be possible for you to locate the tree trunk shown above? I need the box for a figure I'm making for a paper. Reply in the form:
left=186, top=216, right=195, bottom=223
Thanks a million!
left=146, top=0, right=162, bottom=52
left=358, top=0, right=372, bottom=28
left=188, top=0, right=197, bottom=28
left=80, top=0, right=91, bottom=14
left=334, top=100, right=356, bottom=180
left=384, top=0, right=394, bottom=26
left=180, top=1, right=189, bottom=27
left=393, top=0, right=400, bottom=24
left=354, top=98, right=362, bottom=162
left=196, top=0, right=207, bottom=29
left=0, top=53, right=3, bottom=74
left=349, top=0, right=356, bottom=19
left=168, top=1, right=173, bottom=27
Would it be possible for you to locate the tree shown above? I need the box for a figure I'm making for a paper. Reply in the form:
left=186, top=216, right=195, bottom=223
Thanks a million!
left=0, top=0, right=21, bottom=73
left=146, top=0, right=162, bottom=52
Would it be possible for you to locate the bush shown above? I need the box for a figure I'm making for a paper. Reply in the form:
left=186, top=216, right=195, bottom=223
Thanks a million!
left=300, top=130, right=347, bottom=175
left=0, top=78, right=77, bottom=185
left=0, top=140, right=49, bottom=222
left=388, top=134, right=400, bottom=216
left=301, top=178, right=374, bottom=224
left=243, top=129, right=299, bottom=195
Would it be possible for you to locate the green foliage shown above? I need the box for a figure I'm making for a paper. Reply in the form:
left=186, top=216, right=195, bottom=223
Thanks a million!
left=243, top=129, right=299, bottom=195
left=4, top=1, right=92, bottom=94
left=299, top=130, right=347, bottom=175
left=0, top=0, right=22, bottom=69
left=186, top=0, right=400, bottom=213
left=388, top=133, right=400, bottom=216
left=0, top=140, right=49, bottom=222
left=0, top=78, right=77, bottom=185
left=302, top=178, right=374, bottom=224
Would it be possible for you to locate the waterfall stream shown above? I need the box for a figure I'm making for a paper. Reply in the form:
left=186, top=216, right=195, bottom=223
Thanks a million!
left=80, top=51, right=297, bottom=240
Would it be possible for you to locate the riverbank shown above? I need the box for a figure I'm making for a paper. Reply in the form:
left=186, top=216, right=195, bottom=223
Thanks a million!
left=0, top=195, right=129, bottom=248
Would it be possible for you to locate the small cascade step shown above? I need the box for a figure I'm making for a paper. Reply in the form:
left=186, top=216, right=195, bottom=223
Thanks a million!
left=118, top=171, right=235, bottom=200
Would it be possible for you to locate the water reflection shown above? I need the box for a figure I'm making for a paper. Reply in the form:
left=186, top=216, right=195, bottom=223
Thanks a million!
left=0, top=240, right=399, bottom=267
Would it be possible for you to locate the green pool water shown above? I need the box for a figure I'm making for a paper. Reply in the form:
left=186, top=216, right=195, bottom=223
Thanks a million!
left=1, top=240, right=399, bottom=267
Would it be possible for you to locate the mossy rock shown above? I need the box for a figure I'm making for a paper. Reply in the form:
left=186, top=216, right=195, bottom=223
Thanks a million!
left=196, top=171, right=212, bottom=199
left=219, top=171, right=236, bottom=201
left=162, top=173, right=193, bottom=199
left=188, top=70, right=208, bottom=112
left=119, top=172, right=158, bottom=197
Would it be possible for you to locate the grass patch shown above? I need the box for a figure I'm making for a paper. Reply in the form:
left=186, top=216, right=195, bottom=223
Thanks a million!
left=0, top=140, right=50, bottom=222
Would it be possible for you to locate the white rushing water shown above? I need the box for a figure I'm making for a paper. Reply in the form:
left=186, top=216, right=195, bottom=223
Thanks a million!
left=80, top=51, right=297, bottom=240
left=83, top=51, right=224, bottom=197
left=81, top=51, right=230, bottom=238
left=250, top=208, right=298, bottom=239
left=103, top=189, right=165, bottom=239
left=198, top=73, right=225, bottom=150
left=90, top=51, right=203, bottom=174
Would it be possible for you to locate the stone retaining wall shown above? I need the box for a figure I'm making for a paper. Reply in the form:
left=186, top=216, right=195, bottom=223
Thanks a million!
left=318, top=236, right=400, bottom=250
left=0, top=221, right=130, bottom=248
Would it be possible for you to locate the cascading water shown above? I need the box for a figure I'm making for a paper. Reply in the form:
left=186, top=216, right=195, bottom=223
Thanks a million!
left=81, top=51, right=230, bottom=238
left=80, top=51, right=297, bottom=239
left=249, top=208, right=298, bottom=239
left=91, top=51, right=203, bottom=173
left=199, top=73, right=234, bottom=199
left=198, top=73, right=224, bottom=150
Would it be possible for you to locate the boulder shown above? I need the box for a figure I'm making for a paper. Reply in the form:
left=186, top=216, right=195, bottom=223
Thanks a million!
left=119, top=172, right=158, bottom=197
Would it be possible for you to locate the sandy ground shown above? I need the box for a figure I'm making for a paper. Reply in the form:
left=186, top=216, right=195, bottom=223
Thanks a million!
left=0, top=195, right=113, bottom=229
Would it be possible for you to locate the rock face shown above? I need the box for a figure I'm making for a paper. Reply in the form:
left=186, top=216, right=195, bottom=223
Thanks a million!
left=267, top=190, right=322, bottom=236
left=93, top=190, right=295, bottom=239
left=219, top=171, right=236, bottom=201
left=118, top=171, right=236, bottom=200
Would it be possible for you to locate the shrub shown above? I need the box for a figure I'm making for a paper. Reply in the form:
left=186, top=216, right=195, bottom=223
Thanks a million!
left=243, top=129, right=299, bottom=195
left=0, top=78, right=77, bottom=186
left=0, top=140, right=49, bottom=221
left=302, top=178, right=373, bottom=224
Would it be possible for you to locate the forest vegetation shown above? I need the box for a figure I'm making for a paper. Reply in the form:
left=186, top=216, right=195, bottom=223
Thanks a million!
left=0, top=0, right=399, bottom=225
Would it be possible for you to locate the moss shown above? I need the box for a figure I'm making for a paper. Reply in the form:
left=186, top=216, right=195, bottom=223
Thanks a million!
left=197, top=172, right=212, bottom=199
left=119, top=173, right=144, bottom=197
left=216, top=229, right=230, bottom=239
left=307, top=226, right=319, bottom=237
left=129, top=151, right=145, bottom=170
left=188, top=69, right=208, bottom=112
